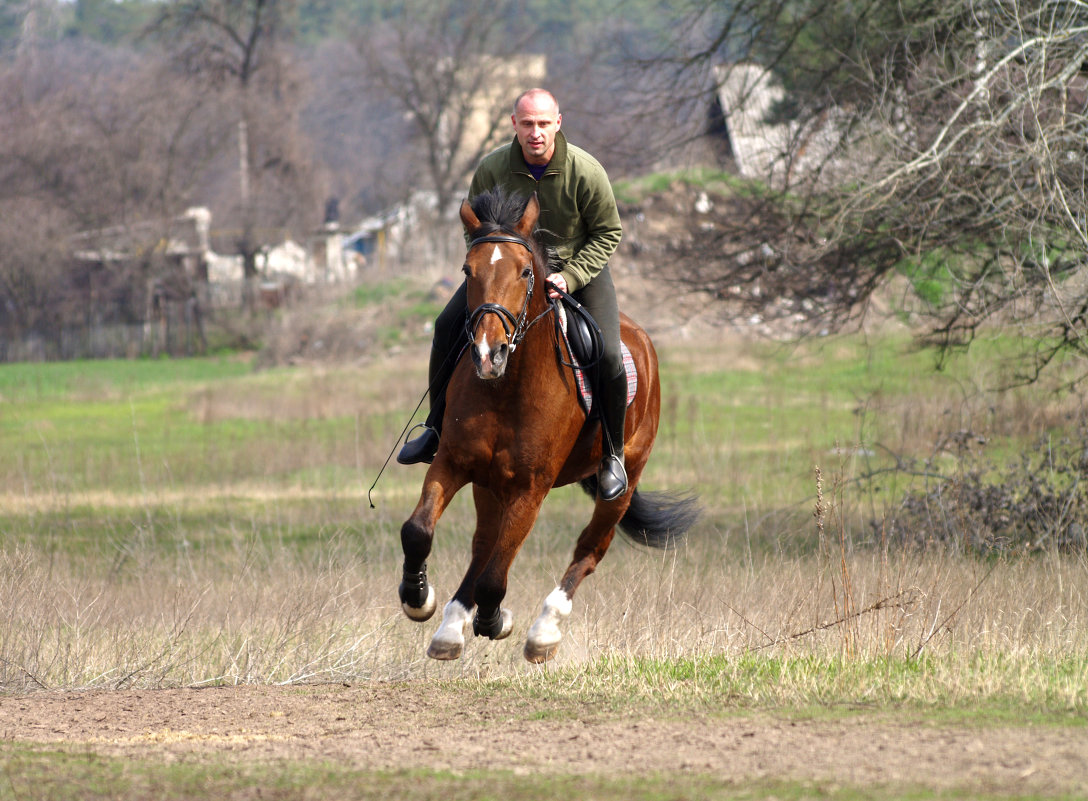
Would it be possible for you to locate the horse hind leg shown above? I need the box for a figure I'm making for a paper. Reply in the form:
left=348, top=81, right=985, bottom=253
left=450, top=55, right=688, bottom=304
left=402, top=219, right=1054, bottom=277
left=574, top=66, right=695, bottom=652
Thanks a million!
left=426, top=599, right=474, bottom=659
left=426, top=600, right=514, bottom=661
left=524, top=486, right=636, bottom=663
left=524, top=587, right=574, bottom=663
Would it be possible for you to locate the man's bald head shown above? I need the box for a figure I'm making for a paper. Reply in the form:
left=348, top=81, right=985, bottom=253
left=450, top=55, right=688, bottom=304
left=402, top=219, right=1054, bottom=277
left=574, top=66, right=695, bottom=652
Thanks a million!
left=511, top=89, right=562, bottom=166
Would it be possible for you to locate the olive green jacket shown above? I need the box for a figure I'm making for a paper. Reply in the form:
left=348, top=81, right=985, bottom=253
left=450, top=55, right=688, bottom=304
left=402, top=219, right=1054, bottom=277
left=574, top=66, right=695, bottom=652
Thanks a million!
left=468, top=131, right=622, bottom=292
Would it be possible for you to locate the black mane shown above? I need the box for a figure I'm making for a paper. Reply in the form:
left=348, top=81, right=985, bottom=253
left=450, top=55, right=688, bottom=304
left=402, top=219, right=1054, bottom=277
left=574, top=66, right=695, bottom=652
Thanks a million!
left=469, top=186, right=556, bottom=273
left=469, top=186, right=535, bottom=239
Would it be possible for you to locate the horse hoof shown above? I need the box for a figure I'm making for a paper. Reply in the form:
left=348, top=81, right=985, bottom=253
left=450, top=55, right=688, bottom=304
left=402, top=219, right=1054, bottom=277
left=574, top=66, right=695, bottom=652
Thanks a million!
left=427, top=637, right=463, bottom=660
left=401, top=584, right=436, bottom=621
left=524, top=587, right=570, bottom=662
left=523, top=639, right=560, bottom=663
left=426, top=600, right=472, bottom=659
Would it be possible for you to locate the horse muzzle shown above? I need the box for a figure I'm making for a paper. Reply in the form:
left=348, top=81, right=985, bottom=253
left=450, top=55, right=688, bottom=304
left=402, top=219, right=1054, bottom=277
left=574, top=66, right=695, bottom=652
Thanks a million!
left=471, top=338, right=509, bottom=380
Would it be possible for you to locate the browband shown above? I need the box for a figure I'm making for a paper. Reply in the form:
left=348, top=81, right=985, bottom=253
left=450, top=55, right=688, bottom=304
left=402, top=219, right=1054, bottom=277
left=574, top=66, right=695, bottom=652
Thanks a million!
left=468, top=234, right=535, bottom=254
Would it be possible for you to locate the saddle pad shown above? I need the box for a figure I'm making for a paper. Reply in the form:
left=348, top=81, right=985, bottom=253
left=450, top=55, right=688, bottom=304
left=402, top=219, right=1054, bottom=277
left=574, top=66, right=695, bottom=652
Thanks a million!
left=557, top=303, right=637, bottom=415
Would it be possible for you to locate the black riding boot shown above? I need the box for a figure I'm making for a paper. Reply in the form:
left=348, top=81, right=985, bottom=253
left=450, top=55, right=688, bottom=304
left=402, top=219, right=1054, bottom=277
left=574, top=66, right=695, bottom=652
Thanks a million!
left=397, top=343, right=455, bottom=465
left=398, top=285, right=470, bottom=465
left=596, top=368, right=629, bottom=501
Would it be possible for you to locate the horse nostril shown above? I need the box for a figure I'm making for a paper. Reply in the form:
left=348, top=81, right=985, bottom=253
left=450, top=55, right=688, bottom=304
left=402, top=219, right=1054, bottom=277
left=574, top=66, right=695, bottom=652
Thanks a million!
left=495, top=343, right=509, bottom=365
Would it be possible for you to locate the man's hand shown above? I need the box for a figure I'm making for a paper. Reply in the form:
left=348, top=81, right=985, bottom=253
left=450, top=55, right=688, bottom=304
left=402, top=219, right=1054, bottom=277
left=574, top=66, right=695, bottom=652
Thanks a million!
left=546, top=272, right=568, bottom=299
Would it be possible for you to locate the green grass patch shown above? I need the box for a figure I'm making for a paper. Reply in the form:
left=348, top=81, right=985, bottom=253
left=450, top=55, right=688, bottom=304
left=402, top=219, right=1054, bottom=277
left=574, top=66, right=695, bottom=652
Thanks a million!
left=613, top=167, right=765, bottom=205
left=483, top=651, right=1088, bottom=725
left=349, top=277, right=446, bottom=347
left=0, top=501, right=379, bottom=561
left=1, top=335, right=1087, bottom=695
left=0, top=356, right=251, bottom=402
left=653, top=332, right=1047, bottom=524
left=0, top=744, right=1068, bottom=801
left=350, top=277, right=414, bottom=309
left=1, top=332, right=1084, bottom=544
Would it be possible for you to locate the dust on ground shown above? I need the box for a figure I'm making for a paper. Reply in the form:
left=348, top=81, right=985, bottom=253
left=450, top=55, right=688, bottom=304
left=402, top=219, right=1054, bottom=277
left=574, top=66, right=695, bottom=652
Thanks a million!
left=1, top=682, right=1085, bottom=795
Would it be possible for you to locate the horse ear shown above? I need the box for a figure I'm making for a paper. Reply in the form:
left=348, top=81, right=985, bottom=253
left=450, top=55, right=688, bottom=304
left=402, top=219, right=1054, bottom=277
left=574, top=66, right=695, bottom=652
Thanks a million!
left=516, top=193, right=540, bottom=239
left=460, top=198, right=481, bottom=235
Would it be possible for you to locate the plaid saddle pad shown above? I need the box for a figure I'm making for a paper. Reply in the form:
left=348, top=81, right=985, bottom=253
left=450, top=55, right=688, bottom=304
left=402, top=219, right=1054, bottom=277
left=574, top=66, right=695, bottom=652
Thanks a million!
left=556, top=302, right=637, bottom=415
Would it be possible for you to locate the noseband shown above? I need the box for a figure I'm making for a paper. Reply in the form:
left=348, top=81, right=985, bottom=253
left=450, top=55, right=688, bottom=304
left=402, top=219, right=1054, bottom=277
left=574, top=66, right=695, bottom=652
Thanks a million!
left=464, top=233, right=547, bottom=351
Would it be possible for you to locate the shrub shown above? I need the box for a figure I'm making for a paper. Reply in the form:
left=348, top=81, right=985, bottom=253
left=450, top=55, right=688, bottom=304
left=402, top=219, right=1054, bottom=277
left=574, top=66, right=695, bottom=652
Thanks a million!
left=880, top=423, right=1088, bottom=554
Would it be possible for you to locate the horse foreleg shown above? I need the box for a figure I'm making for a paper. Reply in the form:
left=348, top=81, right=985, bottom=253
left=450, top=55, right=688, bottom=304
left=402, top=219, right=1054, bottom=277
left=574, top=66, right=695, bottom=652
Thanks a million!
left=457, top=490, right=545, bottom=644
left=426, top=598, right=475, bottom=659
left=399, top=464, right=466, bottom=622
left=427, top=485, right=513, bottom=660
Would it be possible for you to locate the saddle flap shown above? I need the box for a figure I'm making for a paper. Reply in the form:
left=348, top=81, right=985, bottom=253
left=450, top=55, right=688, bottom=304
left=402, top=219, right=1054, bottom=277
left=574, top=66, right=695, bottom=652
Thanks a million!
left=554, top=298, right=637, bottom=417
left=564, top=299, right=600, bottom=365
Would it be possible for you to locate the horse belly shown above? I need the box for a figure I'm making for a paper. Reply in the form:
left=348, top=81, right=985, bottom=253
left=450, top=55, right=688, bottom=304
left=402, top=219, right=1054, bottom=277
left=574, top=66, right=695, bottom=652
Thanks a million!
left=551, top=425, right=601, bottom=487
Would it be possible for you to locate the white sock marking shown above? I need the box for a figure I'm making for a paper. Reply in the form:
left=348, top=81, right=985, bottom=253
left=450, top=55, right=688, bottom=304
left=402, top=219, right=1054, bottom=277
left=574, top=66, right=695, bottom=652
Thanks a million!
left=431, top=600, right=472, bottom=648
left=527, top=587, right=572, bottom=650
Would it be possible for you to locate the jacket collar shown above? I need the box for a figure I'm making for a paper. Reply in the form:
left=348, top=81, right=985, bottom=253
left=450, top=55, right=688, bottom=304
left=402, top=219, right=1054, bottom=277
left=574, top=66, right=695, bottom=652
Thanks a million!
left=509, top=130, right=567, bottom=176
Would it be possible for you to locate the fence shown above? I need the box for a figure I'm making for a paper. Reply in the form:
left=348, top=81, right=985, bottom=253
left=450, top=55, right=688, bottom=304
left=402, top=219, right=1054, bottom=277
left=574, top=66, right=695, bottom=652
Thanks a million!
left=1, top=299, right=207, bottom=362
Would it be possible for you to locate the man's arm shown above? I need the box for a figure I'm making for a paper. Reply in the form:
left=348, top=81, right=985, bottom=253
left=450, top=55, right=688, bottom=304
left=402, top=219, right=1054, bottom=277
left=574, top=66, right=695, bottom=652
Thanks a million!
left=560, top=174, right=622, bottom=292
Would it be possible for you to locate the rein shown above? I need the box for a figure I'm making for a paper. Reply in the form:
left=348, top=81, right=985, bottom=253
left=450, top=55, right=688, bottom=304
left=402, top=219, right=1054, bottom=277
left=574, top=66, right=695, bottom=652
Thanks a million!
left=464, top=233, right=553, bottom=351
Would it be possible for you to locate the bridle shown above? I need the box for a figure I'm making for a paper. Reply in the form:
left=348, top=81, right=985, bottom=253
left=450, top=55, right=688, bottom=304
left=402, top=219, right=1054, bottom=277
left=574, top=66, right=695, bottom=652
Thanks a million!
left=464, top=233, right=553, bottom=351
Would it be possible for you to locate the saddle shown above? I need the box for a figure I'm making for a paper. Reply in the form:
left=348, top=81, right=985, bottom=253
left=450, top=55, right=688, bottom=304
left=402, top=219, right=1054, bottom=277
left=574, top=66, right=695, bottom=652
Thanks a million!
left=552, top=292, right=637, bottom=416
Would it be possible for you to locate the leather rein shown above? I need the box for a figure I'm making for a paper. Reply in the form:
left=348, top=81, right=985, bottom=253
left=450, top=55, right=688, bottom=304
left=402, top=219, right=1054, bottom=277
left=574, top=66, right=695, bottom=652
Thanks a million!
left=464, top=233, right=554, bottom=351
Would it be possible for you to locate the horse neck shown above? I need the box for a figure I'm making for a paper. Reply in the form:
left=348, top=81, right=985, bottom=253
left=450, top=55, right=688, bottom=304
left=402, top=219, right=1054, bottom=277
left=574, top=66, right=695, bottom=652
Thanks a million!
left=524, top=257, right=555, bottom=347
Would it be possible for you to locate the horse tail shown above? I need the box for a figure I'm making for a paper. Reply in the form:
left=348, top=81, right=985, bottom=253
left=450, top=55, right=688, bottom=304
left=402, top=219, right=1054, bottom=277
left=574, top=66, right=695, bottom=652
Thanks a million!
left=578, top=479, right=701, bottom=548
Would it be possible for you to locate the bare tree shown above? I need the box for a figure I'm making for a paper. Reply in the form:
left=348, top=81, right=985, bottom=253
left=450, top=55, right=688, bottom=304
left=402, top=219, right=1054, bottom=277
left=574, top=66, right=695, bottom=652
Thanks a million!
left=0, top=38, right=222, bottom=352
left=642, top=0, right=1088, bottom=381
left=349, top=0, right=542, bottom=261
left=151, top=0, right=322, bottom=302
left=300, top=39, right=415, bottom=221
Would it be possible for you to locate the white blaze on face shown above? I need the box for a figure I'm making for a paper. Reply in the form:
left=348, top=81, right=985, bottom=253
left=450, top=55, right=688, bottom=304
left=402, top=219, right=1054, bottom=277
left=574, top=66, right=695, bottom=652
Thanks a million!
left=472, top=245, right=505, bottom=375
left=476, top=331, right=492, bottom=370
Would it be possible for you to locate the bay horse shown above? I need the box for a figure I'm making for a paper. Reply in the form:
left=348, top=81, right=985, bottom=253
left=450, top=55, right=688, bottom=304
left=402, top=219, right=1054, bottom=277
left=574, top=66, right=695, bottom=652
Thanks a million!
left=398, top=187, right=700, bottom=663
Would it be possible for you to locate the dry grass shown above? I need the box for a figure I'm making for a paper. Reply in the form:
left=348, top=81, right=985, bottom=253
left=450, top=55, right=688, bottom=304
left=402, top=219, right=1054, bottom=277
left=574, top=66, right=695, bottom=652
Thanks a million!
left=0, top=492, right=1085, bottom=710
left=1, top=331, right=1087, bottom=711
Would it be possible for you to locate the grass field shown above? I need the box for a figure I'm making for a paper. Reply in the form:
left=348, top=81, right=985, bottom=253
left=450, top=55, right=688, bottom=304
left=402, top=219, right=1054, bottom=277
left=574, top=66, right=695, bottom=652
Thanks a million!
left=1, top=324, right=1086, bottom=798
left=0, top=327, right=1085, bottom=693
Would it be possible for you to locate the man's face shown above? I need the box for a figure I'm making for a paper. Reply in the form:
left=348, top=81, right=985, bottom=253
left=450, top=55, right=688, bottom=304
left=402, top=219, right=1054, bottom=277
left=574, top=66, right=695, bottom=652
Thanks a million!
left=512, top=94, right=562, bottom=166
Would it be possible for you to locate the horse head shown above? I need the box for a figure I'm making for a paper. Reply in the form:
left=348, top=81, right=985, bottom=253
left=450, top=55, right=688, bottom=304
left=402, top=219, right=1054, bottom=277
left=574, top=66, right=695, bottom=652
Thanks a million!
left=459, top=191, right=544, bottom=380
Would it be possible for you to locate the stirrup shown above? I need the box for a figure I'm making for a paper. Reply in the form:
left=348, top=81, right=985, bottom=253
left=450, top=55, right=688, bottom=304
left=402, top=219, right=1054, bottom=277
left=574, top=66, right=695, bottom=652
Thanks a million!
left=397, top=425, right=440, bottom=465
left=597, top=454, right=628, bottom=501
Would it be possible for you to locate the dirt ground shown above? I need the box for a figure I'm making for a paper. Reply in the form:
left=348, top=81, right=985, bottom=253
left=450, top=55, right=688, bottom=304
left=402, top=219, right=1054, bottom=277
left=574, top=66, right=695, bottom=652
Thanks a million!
left=1, top=682, right=1085, bottom=796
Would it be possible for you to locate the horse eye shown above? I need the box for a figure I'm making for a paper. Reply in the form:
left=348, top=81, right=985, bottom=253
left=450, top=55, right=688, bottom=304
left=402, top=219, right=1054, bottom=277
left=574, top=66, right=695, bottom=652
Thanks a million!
left=521, top=265, right=532, bottom=279
left=462, top=264, right=471, bottom=277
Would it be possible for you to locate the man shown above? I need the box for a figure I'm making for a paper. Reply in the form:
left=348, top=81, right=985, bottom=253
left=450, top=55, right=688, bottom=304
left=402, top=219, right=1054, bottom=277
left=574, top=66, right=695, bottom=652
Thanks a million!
left=397, top=88, right=628, bottom=501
